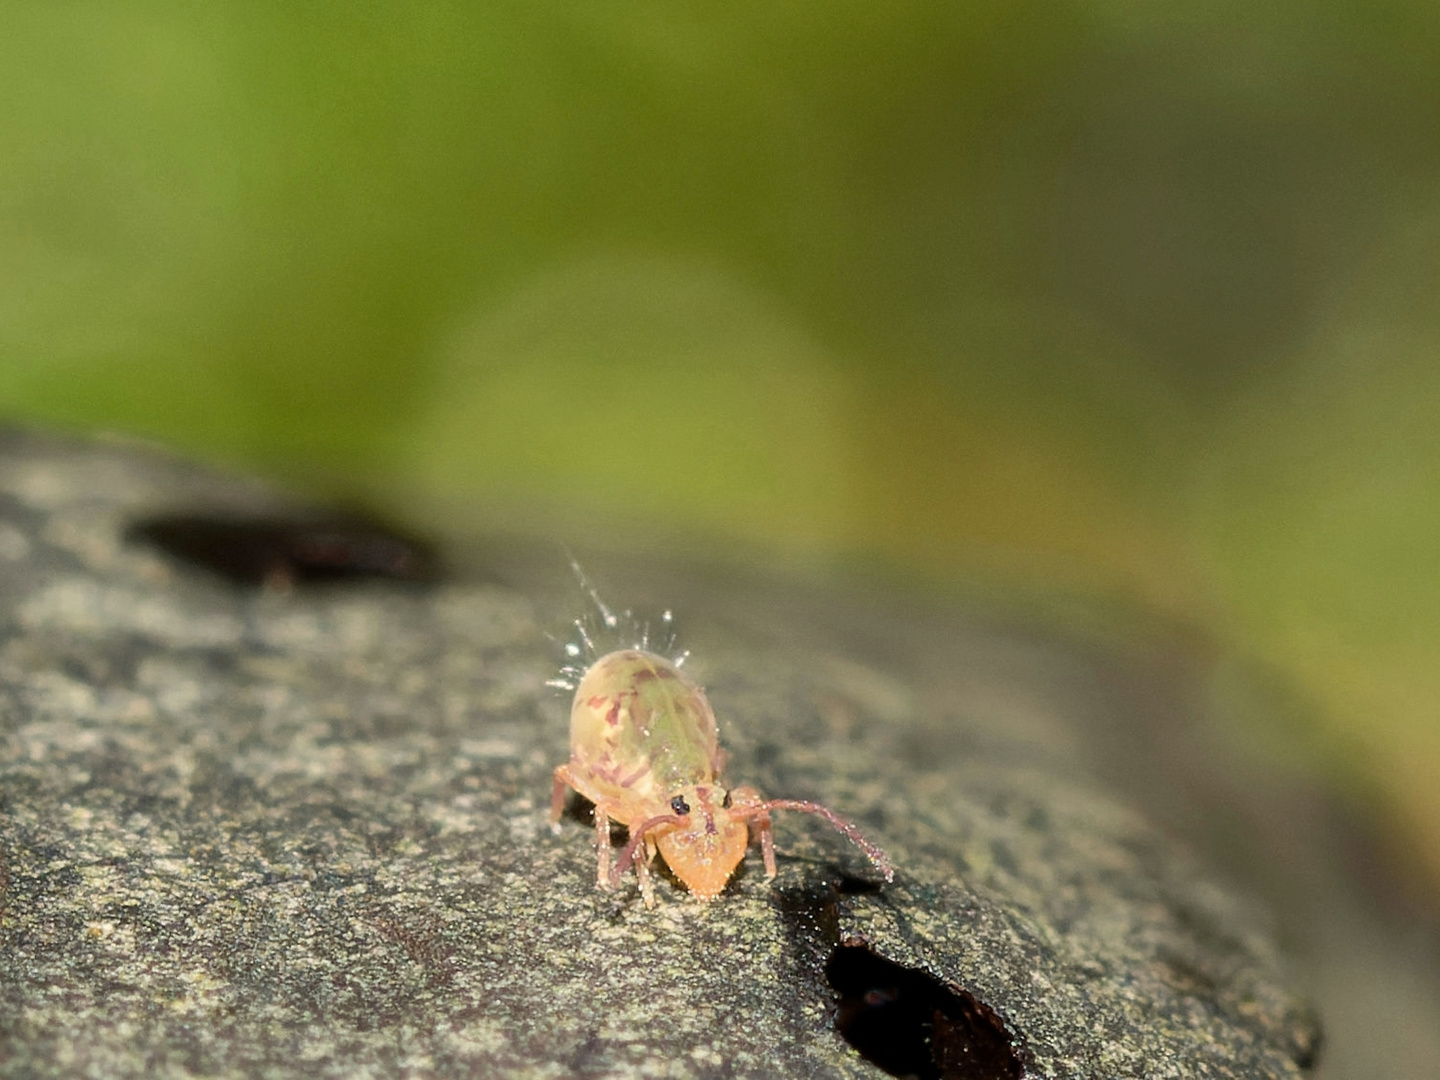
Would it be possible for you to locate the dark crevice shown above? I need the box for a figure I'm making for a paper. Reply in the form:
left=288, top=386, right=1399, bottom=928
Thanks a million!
left=826, top=943, right=1025, bottom=1080
left=127, top=512, right=438, bottom=588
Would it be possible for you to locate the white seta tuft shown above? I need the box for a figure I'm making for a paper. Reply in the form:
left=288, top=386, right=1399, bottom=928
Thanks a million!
left=545, top=558, right=684, bottom=692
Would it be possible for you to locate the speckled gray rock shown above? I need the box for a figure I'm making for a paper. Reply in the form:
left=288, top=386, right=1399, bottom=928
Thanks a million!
left=0, top=429, right=1319, bottom=1078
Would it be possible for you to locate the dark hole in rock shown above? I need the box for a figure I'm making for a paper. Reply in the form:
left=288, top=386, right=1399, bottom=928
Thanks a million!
left=833, top=871, right=886, bottom=896
left=128, top=512, right=438, bottom=588
left=826, top=943, right=1024, bottom=1080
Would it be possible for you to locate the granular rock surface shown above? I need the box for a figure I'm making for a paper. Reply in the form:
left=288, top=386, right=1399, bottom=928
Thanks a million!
left=0, top=430, right=1319, bottom=1078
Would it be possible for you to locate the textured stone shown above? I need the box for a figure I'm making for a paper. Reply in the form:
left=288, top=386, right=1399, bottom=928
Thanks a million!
left=0, top=429, right=1318, bottom=1078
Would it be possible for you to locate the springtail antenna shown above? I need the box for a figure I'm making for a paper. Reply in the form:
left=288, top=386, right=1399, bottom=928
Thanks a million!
left=611, top=813, right=684, bottom=886
left=735, top=799, right=894, bottom=881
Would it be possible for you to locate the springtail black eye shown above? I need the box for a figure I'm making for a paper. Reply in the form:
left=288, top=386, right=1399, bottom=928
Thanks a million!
left=720, top=791, right=733, bottom=809
left=670, top=795, right=691, bottom=815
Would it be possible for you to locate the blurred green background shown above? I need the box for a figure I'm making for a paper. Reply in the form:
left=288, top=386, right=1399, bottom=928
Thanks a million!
left=3, top=2, right=1440, bottom=897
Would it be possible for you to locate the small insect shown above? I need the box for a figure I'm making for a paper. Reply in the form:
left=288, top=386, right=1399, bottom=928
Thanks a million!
left=548, top=570, right=893, bottom=907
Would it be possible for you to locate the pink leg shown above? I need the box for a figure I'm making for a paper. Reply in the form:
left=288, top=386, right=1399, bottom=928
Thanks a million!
left=612, top=812, right=684, bottom=902
left=757, top=799, right=893, bottom=882
left=756, top=814, right=777, bottom=878
left=636, top=838, right=656, bottom=908
left=550, top=765, right=573, bottom=832
left=731, top=785, right=777, bottom=878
